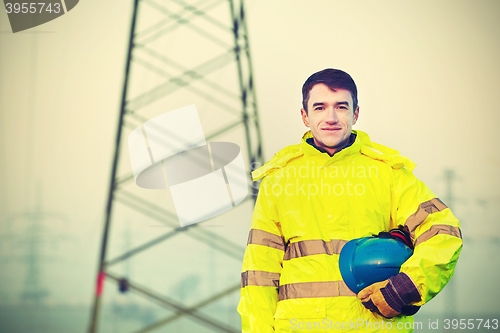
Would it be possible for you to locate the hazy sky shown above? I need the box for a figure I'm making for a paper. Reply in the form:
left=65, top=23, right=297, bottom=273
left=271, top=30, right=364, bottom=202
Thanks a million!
left=1, top=0, right=499, bottom=321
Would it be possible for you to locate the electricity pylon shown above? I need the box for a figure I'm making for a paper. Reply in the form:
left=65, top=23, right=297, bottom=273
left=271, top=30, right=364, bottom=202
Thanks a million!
left=88, top=0, right=262, bottom=332
left=1, top=186, right=68, bottom=306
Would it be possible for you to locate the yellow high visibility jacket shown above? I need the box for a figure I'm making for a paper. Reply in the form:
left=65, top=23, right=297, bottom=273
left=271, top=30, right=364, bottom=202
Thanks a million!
left=238, top=130, right=462, bottom=333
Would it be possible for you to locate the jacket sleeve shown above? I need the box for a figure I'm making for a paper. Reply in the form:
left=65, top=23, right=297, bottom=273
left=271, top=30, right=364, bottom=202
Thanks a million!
left=390, top=167, right=463, bottom=305
left=237, top=176, right=285, bottom=333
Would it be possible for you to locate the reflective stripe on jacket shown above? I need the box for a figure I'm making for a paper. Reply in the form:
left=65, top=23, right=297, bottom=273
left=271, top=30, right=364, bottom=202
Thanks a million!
left=237, top=130, right=462, bottom=333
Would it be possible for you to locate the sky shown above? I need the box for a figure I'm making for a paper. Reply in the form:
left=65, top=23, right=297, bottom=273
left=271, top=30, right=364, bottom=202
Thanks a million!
left=1, top=0, right=500, bottom=330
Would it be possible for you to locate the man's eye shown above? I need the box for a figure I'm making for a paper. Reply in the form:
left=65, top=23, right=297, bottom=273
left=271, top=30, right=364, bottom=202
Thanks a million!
left=315, top=106, right=324, bottom=111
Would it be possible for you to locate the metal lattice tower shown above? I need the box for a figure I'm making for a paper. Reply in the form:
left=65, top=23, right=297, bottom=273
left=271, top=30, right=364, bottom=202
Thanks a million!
left=1, top=185, right=68, bottom=306
left=88, top=0, right=262, bottom=332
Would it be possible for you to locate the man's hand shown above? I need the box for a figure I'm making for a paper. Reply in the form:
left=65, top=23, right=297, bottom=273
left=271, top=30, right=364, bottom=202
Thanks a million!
left=357, top=273, right=421, bottom=318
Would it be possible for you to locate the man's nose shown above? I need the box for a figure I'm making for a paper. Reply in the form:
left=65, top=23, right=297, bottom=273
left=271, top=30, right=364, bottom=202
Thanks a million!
left=325, top=108, right=338, bottom=123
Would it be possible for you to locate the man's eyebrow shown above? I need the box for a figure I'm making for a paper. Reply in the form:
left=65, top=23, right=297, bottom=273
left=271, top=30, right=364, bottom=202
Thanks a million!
left=312, top=102, right=325, bottom=107
left=311, top=101, right=350, bottom=107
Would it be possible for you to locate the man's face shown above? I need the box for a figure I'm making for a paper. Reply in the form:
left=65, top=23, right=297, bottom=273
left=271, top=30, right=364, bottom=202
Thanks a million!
left=301, top=83, right=359, bottom=155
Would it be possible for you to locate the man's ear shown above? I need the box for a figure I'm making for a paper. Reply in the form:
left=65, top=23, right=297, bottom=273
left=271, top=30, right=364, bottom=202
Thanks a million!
left=352, top=106, right=360, bottom=125
left=301, top=108, right=310, bottom=127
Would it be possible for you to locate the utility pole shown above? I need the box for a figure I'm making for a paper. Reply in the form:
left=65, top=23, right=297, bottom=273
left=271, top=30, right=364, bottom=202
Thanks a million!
left=88, top=0, right=263, bottom=332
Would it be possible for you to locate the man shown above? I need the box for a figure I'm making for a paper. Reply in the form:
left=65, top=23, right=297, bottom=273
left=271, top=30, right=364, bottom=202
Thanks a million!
left=237, top=69, right=462, bottom=332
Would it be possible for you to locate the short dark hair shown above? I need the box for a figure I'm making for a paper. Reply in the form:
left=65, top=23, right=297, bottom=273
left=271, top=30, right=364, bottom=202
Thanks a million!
left=302, top=68, right=358, bottom=112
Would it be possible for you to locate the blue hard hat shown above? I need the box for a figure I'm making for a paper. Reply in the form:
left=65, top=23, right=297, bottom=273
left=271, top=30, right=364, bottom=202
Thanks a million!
left=339, top=236, right=413, bottom=294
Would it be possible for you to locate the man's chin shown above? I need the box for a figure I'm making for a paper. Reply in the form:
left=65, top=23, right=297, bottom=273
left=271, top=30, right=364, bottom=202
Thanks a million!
left=321, top=138, right=351, bottom=150
left=315, top=135, right=349, bottom=150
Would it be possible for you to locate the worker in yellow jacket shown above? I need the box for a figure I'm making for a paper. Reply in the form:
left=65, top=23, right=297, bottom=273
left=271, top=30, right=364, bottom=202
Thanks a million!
left=237, top=69, right=462, bottom=332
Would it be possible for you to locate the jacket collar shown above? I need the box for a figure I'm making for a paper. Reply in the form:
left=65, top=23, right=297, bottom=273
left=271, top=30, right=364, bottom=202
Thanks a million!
left=301, top=130, right=363, bottom=162
left=252, top=130, right=415, bottom=181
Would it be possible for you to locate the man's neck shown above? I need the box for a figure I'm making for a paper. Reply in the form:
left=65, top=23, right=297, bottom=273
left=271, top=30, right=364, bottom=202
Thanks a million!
left=306, top=133, right=356, bottom=157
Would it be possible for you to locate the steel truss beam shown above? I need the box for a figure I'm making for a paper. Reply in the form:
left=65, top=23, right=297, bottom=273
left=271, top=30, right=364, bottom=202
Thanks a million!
left=88, top=0, right=262, bottom=331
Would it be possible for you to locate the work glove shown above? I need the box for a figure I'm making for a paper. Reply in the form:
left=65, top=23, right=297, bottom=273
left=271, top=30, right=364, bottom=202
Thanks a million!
left=357, top=272, right=421, bottom=318
left=378, top=225, right=413, bottom=249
